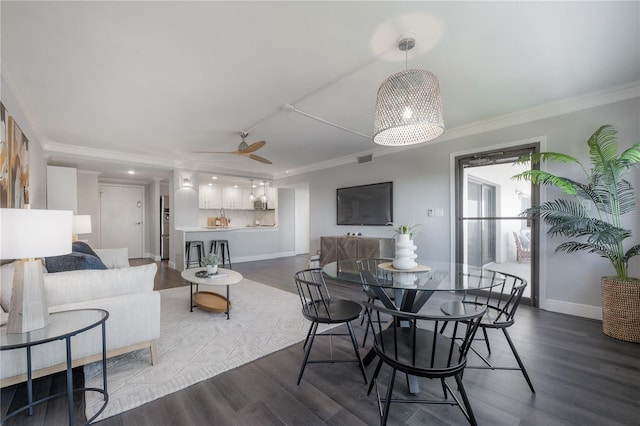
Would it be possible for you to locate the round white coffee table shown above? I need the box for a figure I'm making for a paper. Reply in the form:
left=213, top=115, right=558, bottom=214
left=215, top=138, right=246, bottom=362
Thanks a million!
left=180, top=267, right=243, bottom=319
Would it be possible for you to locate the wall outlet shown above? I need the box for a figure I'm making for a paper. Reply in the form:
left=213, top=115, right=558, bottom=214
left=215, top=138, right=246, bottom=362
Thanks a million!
left=427, top=208, right=434, bottom=217
left=435, top=208, right=444, bottom=217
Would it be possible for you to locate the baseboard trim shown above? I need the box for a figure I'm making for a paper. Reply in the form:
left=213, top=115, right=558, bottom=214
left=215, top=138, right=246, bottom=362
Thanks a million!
left=232, top=251, right=297, bottom=264
left=542, top=298, right=602, bottom=320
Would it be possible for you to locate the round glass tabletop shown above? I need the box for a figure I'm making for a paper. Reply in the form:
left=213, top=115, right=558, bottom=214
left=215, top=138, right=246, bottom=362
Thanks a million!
left=1, top=309, right=108, bottom=349
left=322, top=258, right=509, bottom=292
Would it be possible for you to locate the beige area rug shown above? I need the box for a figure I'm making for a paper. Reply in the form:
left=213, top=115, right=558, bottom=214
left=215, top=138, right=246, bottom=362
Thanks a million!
left=84, top=279, right=331, bottom=422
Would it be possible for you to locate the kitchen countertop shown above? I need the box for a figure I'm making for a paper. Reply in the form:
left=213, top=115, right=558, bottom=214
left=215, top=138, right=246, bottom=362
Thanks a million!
left=177, top=226, right=278, bottom=232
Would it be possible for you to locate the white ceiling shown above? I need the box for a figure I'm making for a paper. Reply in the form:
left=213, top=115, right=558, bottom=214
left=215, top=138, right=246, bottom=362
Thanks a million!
left=2, top=1, right=639, bottom=185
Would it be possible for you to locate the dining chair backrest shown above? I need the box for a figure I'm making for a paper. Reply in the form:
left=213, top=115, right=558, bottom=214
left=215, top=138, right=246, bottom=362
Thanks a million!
left=294, top=268, right=332, bottom=321
left=463, top=272, right=527, bottom=327
left=355, top=258, right=388, bottom=274
left=364, top=301, right=486, bottom=375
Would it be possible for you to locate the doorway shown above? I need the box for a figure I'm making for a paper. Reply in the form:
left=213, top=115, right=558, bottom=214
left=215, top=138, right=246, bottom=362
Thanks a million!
left=455, top=143, right=539, bottom=306
left=100, top=184, right=144, bottom=258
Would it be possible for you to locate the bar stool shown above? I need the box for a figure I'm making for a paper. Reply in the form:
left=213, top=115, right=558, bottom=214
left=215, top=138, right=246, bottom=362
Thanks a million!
left=185, top=241, right=205, bottom=269
left=210, top=239, right=232, bottom=268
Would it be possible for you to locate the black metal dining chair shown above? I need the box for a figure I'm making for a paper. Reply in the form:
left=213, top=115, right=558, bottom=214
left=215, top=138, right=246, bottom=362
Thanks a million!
left=294, top=268, right=367, bottom=385
left=364, top=301, right=486, bottom=426
left=356, top=259, right=394, bottom=347
left=440, top=272, right=535, bottom=393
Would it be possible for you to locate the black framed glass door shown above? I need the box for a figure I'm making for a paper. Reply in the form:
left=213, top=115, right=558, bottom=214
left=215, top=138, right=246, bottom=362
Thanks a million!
left=455, top=143, right=540, bottom=306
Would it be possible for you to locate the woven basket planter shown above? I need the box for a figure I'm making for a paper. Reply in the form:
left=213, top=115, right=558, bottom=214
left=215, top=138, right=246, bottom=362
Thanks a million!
left=601, top=277, right=640, bottom=343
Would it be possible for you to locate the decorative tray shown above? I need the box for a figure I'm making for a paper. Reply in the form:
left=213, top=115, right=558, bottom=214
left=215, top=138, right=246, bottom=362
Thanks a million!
left=377, top=262, right=431, bottom=273
left=195, top=270, right=218, bottom=278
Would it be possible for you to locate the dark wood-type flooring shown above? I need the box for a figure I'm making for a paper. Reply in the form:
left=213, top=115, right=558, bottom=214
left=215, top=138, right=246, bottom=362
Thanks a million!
left=2, top=256, right=639, bottom=425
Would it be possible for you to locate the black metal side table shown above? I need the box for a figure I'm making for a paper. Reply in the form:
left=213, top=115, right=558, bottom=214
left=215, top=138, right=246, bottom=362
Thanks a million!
left=1, top=309, right=109, bottom=425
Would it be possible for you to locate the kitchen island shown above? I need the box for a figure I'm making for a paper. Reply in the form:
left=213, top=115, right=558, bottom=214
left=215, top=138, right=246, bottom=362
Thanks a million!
left=175, top=226, right=293, bottom=271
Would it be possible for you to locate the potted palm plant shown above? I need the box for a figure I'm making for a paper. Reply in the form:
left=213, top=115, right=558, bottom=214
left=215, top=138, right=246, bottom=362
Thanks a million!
left=513, top=124, right=640, bottom=342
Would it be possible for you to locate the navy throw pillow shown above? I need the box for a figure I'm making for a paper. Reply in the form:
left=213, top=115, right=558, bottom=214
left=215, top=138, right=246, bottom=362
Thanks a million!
left=71, top=241, right=99, bottom=258
left=45, top=252, right=108, bottom=273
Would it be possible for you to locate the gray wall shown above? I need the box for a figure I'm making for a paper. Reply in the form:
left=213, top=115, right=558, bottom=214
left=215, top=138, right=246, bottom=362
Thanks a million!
left=277, top=97, right=640, bottom=318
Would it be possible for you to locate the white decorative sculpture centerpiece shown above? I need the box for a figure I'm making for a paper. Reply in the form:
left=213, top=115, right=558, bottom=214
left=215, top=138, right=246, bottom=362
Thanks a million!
left=388, top=222, right=419, bottom=270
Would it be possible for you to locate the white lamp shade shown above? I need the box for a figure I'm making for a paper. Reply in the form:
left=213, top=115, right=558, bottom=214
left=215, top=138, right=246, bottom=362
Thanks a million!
left=0, top=208, right=73, bottom=259
left=73, top=215, right=92, bottom=235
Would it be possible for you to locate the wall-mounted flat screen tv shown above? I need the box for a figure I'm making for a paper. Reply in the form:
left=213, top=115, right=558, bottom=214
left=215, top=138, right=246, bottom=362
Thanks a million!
left=337, top=181, right=393, bottom=226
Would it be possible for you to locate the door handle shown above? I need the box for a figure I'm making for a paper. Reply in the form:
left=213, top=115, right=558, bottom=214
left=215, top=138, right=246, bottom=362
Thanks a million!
left=135, top=222, right=141, bottom=225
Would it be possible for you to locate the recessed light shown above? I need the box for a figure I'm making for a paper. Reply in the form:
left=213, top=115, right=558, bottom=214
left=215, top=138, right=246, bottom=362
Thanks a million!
left=128, top=170, right=135, bottom=175
left=233, top=185, right=238, bottom=188
left=212, top=176, right=218, bottom=180
left=208, top=183, right=212, bottom=186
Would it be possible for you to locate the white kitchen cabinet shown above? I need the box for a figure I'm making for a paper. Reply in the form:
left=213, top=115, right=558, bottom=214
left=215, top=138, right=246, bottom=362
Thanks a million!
left=199, top=184, right=222, bottom=209
left=241, top=187, right=255, bottom=209
left=267, top=186, right=278, bottom=210
left=222, top=186, right=241, bottom=209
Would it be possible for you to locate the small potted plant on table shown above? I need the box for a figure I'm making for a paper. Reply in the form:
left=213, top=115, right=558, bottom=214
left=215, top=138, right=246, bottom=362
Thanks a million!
left=201, top=252, right=220, bottom=275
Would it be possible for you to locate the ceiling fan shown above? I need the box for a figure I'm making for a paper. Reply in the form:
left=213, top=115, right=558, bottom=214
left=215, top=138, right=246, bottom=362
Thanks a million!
left=194, top=131, right=272, bottom=164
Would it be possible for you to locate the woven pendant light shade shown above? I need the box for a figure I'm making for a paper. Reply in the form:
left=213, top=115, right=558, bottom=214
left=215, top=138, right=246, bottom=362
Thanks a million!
left=373, top=68, right=444, bottom=146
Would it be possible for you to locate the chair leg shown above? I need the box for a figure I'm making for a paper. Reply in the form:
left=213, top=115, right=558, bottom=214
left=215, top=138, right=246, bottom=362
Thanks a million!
left=454, top=373, right=478, bottom=426
left=380, top=368, right=397, bottom=426
left=482, top=327, right=491, bottom=354
left=502, top=328, right=535, bottom=393
left=368, top=359, right=384, bottom=395
left=361, top=310, right=373, bottom=348
left=441, top=378, right=448, bottom=398
left=360, top=297, right=374, bottom=325
left=346, top=321, right=367, bottom=384
left=302, top=322, right=314, bottom=350
left=440, top=321, right=448, bottom=334
left=297, top=322, right=319, bottom=385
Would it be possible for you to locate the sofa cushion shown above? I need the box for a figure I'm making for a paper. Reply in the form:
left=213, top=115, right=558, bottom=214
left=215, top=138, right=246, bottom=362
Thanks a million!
left=94, top=248, right=129, bottom=269
left=44, top=263, right=157, bottom=307
left=45, top=252, right=108, bottom=273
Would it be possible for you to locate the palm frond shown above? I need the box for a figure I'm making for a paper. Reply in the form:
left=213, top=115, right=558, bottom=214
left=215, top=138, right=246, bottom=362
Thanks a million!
left=512, top=170, right=577, bottom=195
left=588, top=125, right=619, bottom=172
left=617, top=143, right=640, bottom=167
left=513, top=151, right=581, bottom=167
left=517, top=125, right=639, bottom=278
left=624, top=245, right=640, bottom=262
left=555, top=241, right=608, bottom=257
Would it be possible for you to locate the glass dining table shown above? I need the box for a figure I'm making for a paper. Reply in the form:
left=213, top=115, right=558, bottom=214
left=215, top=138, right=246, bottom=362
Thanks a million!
left=322, top=257, right=508, bottom=394
left=322, top=258, right=507, bottom=312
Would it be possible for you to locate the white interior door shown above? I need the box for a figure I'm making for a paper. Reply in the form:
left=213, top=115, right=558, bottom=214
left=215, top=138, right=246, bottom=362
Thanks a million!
left=100, top=184, right=144, bottom=258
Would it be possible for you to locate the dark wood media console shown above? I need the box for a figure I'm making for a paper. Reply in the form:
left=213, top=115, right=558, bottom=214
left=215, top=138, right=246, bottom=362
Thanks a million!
left=319, top=236, right=394, bottom=267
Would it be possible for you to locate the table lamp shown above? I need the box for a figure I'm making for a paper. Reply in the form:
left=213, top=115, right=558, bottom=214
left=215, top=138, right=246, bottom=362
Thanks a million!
left=0, top=208, right=72, bottom=333
left=72, top=214, right=92, bottom=241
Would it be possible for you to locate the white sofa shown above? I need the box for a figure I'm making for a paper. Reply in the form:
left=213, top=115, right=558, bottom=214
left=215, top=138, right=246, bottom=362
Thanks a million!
left=0, top=248, right=161, bottom=387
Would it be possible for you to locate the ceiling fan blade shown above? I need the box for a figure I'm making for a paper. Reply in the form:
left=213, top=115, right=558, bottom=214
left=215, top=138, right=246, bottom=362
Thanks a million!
left=241, top=140, right=266, bottom=153
left=249, top=153, right=272, bottom=164
left=192, top=151, right=240, bottom=155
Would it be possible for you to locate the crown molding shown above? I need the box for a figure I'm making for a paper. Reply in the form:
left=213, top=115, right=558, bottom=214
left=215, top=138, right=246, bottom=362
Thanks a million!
left=273, top=81, right=640, bottom=179
left=44, top=141, right=181, bottom=169
left=77, top=169, right=102, bottom=176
